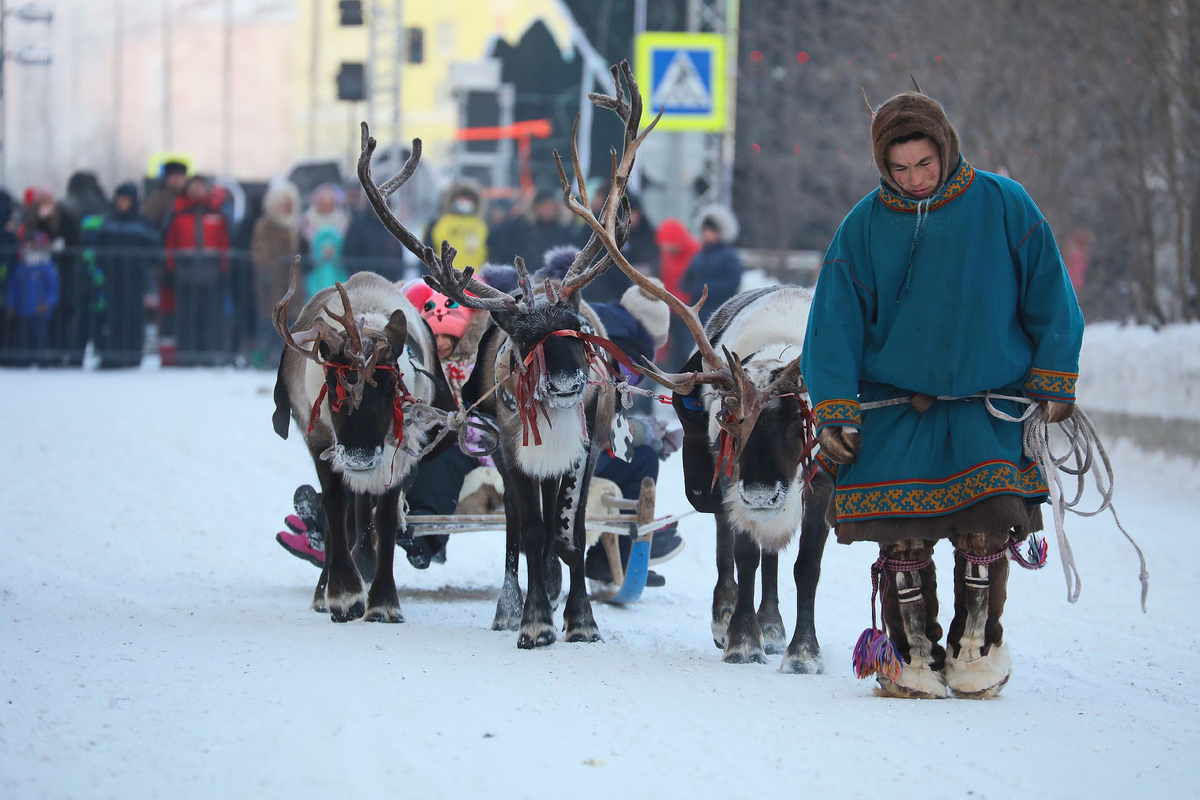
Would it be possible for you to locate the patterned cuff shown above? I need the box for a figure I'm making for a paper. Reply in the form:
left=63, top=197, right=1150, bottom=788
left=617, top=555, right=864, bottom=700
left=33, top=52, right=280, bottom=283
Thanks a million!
left=813, top=398, right=862, bottom=432
left=1023, top=367, right=1078, bottom=402
left=815, top=451, right=840, bottom=480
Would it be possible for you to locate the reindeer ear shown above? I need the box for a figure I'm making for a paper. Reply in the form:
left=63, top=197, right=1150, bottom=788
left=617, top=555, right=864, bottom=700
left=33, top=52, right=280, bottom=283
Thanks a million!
left=774, top=353, right=803, bottom=389
left=384, top=309, right=408, bottom=356
left=317, top=339, right=333, bottom=362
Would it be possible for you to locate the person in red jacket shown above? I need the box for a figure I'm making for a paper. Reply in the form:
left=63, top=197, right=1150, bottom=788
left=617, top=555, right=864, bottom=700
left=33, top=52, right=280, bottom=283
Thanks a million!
left=655, top=217, right=701, bottom=370
left=162, top=176, right=232, bottom=364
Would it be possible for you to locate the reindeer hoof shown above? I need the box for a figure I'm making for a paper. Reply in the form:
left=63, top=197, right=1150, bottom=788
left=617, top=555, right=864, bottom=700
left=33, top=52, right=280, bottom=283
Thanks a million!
left=565, top=625, right=602, bottom=643
left=364, top=604, right=405, bottom=623
left=311, top=601, right=329, bottom=614
left=780, top=652, right=825, bottom=675
left=711, top=619, right=731, bottom=649
left=491, top=615, right=521, bottom=632
left=517, top=622, right=556, bottom=649
left=723, top=647, right=768, bottom=665
left=330, top=600, right=365, bottom=623
left=761, top=622, right=787, bottom=655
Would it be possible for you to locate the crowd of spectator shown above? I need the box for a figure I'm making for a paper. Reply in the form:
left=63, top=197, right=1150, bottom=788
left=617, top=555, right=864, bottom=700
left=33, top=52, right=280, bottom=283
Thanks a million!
left=0, top=162, right=744, bottom=371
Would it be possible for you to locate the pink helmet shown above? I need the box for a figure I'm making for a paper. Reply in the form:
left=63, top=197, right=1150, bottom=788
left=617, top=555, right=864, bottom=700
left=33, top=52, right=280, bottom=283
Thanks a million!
left=404, top=282, right=471, bottom=340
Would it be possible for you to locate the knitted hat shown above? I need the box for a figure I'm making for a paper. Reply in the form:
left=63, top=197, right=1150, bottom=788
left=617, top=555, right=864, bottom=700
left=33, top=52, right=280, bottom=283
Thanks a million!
left=619, top=279, right=670, bottom=349
left=869, top=91, right=961, bottom=198
left=412, top=286, right=471, bottom=340
left=478, top=263, right=519, bottom=295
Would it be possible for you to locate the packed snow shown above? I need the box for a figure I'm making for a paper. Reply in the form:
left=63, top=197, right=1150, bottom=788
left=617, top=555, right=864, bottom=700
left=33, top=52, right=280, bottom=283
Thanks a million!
left=1, top=354, right=1198, bottom=799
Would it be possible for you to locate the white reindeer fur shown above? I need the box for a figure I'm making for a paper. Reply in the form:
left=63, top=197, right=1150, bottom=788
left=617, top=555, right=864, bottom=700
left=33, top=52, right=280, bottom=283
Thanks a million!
left=700, top=287, right=813, bottom=552
left=297, top=278, right=435, bottom=495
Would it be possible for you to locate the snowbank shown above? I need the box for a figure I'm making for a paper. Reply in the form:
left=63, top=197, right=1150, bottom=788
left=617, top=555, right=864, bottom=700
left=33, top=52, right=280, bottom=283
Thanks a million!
left=1078, top=322, right=1200, bottom=421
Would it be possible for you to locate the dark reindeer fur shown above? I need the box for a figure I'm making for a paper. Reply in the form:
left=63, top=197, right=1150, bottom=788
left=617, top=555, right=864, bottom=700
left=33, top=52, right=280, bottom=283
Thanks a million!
left=460, top=295, right=617, bottom=648
left=272, top=271, right=454, bottom=623
left=672, top=286, right=835, bottom=671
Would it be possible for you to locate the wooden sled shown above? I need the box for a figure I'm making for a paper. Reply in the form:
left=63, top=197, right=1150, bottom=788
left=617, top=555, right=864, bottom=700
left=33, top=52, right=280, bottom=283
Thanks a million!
left=403, top=476, right=690, bottom=605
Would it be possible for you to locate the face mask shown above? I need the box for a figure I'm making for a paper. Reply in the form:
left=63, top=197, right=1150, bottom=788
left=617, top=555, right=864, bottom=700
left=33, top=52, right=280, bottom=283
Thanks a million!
left=452, top=199, right=476, bottom=215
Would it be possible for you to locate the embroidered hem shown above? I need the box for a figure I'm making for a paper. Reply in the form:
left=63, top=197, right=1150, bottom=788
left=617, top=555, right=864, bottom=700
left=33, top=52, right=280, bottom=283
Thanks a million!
left=833, top=459, right=1047, bottom=521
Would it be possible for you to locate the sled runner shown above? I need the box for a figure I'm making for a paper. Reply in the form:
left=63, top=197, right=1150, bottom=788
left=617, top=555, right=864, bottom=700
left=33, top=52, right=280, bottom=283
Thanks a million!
left=403, top=477, right=692, bottom=604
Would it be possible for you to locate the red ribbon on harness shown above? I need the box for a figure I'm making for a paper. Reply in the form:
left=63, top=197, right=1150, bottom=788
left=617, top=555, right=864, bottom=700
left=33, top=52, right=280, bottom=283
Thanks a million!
left=512, top=329, right=653, bottom=447
left=306, top=363, right=414, bottom=447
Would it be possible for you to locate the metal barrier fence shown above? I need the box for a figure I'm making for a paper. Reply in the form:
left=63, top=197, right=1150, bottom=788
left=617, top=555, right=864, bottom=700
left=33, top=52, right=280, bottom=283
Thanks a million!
left=0, top=245, right=417, bottom=368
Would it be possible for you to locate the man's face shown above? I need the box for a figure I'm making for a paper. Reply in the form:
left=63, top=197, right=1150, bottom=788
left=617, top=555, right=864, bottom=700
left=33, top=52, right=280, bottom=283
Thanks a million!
left=700, top=225, right=720, bottom=246
left=186, top=180, right=209, bottom=201
left=887, top=138, right=941, bottom=199
left=165, top=173, right=187, bottom=192
left=534, top=199, right=558, bottom=224
left=114, top=195, right=134, bottom=214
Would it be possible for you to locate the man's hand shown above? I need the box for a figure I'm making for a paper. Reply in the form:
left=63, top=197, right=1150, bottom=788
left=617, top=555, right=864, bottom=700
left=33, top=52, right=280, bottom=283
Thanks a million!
left=818, top=426, right=861, bottom=464
left=1040, top=400, right=1074, bottom=424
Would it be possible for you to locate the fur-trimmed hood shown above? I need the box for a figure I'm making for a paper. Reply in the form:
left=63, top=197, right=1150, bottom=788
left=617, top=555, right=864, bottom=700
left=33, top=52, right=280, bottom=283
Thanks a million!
left=696, top=204, right=739, bottom=243
left=870, top=91, right=961, bottom=198
left=439, top=179, right=487, bottom=217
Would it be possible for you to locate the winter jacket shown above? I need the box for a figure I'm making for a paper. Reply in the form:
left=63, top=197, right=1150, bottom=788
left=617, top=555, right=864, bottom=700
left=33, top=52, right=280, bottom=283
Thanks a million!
left=164, top=193, right=232, bottom=284
left=655, top=219, right=700, bottom=300
left=306, top=225, right=347, bottom=298
left=7, top=252, right=59, bottom=317
left=591, top=300, right=657, bottom=365
left=680, top=242, right=744, bottom=323
left=251, top=215, right=300, bottom=320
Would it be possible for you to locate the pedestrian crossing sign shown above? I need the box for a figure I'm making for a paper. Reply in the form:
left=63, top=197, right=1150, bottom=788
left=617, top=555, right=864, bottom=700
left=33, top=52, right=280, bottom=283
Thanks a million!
left=635, top=32, right=726, bottom=132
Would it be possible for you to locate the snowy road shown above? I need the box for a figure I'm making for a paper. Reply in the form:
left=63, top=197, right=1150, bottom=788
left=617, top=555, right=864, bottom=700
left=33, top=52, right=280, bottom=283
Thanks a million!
left=2, top=369, right=1198, bottom=799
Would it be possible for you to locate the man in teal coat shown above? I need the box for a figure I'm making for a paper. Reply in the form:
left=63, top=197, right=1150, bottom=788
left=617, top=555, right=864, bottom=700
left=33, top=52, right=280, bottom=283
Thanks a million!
left=800, top=88, right=1083, bottom=698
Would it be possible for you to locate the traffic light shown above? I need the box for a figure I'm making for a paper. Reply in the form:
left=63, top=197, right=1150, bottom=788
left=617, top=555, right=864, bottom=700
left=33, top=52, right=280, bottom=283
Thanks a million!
left=338, top=1, right=363, bottom=25
left=336, top=63, right=366, bottom=101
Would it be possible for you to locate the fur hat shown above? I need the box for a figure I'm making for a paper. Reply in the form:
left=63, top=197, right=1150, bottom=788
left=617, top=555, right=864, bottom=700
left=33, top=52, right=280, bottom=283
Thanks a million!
left=540, top=246, right=577, bottom=282
left=869, top=91, right=960, bottom=197
left=696, top=204, right=739, bottom=243
left=478, top=263, right=519, bottom=294
left=620, top=279, right=670, bottom=348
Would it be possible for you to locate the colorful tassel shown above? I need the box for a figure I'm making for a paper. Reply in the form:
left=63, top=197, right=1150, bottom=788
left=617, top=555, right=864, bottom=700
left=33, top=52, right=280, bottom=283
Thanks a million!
left=1008, top=533, right=1048, bottom=570
left=852, top=627, right=902, bottom=682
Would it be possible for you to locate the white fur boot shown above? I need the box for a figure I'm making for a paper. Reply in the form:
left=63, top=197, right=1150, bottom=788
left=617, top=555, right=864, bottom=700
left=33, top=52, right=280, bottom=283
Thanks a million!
left=945, top=642, right=1012, bottom=698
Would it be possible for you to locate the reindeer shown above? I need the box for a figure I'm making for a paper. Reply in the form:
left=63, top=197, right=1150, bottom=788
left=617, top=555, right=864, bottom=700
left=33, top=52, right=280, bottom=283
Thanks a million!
left=271, top=259, right=455, bottom=622
left=357, top=123, right=634, bottom=649
left=551, top=63, right=835, bottom=672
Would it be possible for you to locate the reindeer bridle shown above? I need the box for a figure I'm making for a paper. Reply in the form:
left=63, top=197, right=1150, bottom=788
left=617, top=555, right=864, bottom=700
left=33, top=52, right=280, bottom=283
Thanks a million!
left=273, top=258, right=418, bottom=447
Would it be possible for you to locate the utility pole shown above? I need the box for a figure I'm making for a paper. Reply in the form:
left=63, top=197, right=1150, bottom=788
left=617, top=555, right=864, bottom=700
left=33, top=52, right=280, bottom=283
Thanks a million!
left=162, top=0, right=172, bottom=150
left=221, top=0, right=233, bottom=174
left=113, top=0, right=123, bottom=180
left=0, top=1, right=55, bottom=187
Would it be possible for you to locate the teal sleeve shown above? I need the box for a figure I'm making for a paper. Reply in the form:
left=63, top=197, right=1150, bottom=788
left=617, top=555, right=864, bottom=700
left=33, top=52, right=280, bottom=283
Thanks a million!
left=801, top=216, right=876, bottom=433
left=1008, top=187, right=1085, bottom=402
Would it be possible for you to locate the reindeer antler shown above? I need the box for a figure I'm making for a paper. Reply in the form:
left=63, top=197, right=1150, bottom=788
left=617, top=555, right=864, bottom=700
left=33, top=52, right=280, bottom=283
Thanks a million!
left=554, top=60, right=732, bottom=392
left=357, top=123, right=520, bottom=314
left=273, top=256, right=342, bottom=363
left=323, top=282, right=366, bottom=364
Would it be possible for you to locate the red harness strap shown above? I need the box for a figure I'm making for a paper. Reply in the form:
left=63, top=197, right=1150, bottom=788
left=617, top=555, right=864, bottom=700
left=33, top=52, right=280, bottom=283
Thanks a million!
left=306, top=364, right=415, bottom=447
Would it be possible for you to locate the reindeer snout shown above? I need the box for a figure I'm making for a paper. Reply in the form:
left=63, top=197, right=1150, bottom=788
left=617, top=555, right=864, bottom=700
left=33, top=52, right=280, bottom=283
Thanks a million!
left=546, top=370, right=587, bottom=407
left=738, top=481, right=788, bottom=513
left=340, top=446, right=384, bottom=472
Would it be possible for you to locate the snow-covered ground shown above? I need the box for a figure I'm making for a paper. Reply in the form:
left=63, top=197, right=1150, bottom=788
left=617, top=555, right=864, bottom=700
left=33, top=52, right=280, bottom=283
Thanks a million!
left=2, top=365, right=1198, bottom=800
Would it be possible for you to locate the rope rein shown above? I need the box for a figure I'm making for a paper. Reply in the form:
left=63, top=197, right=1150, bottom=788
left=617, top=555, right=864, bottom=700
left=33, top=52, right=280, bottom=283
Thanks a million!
left=857, top=391, right=1149, bottom=611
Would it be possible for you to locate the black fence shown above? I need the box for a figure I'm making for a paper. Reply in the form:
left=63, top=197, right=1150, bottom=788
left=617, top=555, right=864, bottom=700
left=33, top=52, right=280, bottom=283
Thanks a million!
left=0, top=245, right=418, bottom=368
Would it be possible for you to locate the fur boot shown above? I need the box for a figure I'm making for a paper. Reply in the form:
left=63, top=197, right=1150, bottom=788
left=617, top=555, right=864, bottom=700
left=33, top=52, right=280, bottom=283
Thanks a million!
left=945, top=531, right=1012, bottom=698
left=877, top=539, right=947, bottom=699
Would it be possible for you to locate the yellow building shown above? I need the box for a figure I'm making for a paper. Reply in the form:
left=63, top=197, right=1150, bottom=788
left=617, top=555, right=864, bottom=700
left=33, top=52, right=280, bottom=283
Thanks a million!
left=297, top=0, right=576, bottom=177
